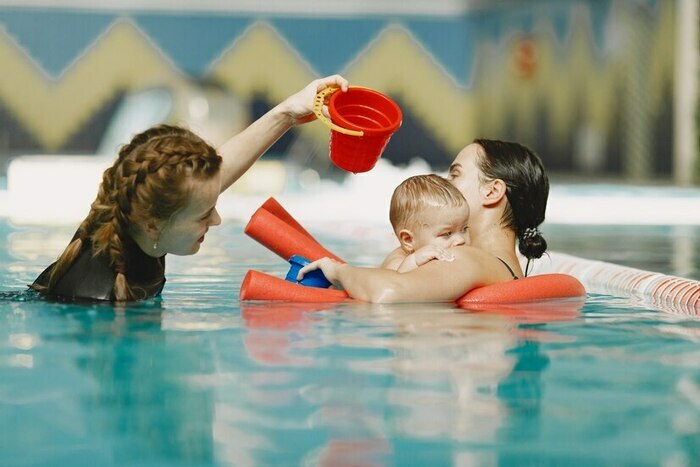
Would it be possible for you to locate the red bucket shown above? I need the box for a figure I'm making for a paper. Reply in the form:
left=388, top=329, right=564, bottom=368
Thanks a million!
left=315, top=87, right=402, bottom=173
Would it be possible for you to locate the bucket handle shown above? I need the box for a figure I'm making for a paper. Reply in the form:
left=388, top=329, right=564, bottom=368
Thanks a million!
left=313, top=86, right=364, bottom=137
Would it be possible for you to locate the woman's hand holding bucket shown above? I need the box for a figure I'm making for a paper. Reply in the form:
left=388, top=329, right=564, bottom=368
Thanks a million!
left=279, top=75, right=349, bottom=126
left=276, top=76, right=402, bottom=174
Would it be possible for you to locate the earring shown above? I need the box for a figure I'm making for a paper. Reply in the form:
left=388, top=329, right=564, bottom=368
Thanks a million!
left=153, top=241, right=158, bottom=250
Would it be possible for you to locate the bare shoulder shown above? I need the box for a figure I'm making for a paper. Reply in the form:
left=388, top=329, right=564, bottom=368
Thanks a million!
left=450, top=245, right=494, bottom=265
left=447, top=245, right=515, bottom=284
left=410, top=246, right=488, bottom=282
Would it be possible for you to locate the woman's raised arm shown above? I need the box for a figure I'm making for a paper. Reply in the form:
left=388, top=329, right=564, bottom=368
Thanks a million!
left=217, top=75, right=349, bottom=193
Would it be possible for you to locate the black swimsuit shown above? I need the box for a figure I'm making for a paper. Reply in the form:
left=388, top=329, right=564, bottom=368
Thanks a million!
left=32, top=232, right=165, bottom=301
left=497, top=257, right=519, bottom=280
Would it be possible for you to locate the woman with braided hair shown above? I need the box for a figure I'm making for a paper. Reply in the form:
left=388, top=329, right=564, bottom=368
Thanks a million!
left=32, top=75, right=349, bottom=301
left=298, top=139, right=550, bottom=303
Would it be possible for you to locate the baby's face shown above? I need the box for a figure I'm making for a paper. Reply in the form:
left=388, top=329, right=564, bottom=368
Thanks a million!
left=410, top=204, right=470, bottom=251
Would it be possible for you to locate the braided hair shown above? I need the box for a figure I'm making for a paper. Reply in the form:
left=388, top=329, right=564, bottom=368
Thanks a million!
left=473, top=139, right=549, bottom=275
left=42, top=125, right=222, bottom=301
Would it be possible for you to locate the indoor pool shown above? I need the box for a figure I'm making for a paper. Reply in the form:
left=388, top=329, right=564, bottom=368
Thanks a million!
left=1, top=218, right=700, bottom=465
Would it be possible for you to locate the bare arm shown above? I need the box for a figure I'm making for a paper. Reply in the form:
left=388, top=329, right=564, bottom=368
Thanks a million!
left=217, top=75, right=349, bottom=193
left=382, top=246, right=455, bottom=273
left=396, top=254, right=420, bottom=273
left=299, top=246, right=499, bottom=303
left=379, top=247, right=406, bottom=270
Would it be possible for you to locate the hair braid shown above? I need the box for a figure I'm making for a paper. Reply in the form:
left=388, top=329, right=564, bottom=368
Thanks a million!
left=41, top=124, right=222, bottom=301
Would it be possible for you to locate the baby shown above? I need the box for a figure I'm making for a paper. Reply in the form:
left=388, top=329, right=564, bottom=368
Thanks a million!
left=381, top=174, right=470, bottom=272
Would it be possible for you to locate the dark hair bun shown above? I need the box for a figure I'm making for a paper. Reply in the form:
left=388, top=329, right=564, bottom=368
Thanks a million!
left=518, top=232, right=547, bottom=260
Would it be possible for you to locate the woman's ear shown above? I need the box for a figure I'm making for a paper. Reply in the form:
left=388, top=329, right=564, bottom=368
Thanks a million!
left=481, top=178, right=507, bottom=207
left=144, top=221, right=162, bottom=238
left=144, top=220, right=160, bottom=235
left=398, top=229, right=415, bottom=253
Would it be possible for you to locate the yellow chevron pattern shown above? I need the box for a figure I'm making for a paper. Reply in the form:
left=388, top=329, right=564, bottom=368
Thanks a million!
left=345, top=24, right=473, bottom=156
left=209, top=21, right=327, bottom=143
left=0, top=2, right=677, bottom=155
left=0, top=19, right=188, bottom=149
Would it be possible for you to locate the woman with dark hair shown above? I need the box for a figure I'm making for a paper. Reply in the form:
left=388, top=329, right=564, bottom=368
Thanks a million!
left=298, top=139, right=550, bottom=303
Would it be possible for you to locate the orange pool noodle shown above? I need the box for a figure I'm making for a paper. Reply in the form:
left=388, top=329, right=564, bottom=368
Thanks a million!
left=457, top=273, right=586, bottom=305
left=240, top=270, right=585, bottom=304
left=244, top=206, right=344, bottom=263
left=241, top=198, right=586, bottom=304
left=240, top=270, right=349, bottom=302
left=260, top=197, right=313, bottom=239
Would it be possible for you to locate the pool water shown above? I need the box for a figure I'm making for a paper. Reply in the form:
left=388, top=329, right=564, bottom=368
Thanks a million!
left=1, top=220, right=700, bottom=465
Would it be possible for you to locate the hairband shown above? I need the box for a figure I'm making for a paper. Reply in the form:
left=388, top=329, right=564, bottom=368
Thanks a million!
left=521, top=227, right=540, bottom=239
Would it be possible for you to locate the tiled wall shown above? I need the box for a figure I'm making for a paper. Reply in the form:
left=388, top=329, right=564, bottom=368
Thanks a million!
left=0, top=1, right=675, bottom=176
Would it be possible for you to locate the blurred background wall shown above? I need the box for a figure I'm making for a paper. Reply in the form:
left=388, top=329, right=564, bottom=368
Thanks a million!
left=0, top=0, right=697, bottom=184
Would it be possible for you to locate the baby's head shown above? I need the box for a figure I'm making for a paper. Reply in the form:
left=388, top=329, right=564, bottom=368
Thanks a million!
left=389, top=174, right=470, bottom=253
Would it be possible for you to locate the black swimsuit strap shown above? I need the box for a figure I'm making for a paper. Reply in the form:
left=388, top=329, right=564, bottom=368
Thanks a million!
left=497, top=257, right=519, bottom=280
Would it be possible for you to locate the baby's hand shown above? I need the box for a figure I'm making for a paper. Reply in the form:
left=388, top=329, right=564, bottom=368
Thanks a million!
left=414, top=246, right=455, bottom=266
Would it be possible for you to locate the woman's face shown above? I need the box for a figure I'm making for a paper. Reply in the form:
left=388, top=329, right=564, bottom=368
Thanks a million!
left=157, top=173, right=222, bottom=256
left=447, top=143, right=483, bottom=209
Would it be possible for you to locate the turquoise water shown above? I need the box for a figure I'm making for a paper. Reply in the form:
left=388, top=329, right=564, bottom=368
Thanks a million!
left=2, top=220, right=700, bottom=465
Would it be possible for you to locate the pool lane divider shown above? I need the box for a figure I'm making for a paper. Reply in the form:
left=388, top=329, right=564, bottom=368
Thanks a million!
left=532, top=252, right=700, bottom=315
left=240, top=198, right=586, bottom=305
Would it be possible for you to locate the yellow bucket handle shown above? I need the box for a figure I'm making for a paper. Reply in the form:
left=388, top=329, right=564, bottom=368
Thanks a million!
left=313, top=86, right=364, bottom=137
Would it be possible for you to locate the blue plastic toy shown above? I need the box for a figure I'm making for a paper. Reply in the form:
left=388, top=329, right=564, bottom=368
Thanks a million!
left=284, top=255, right=332, bottom=288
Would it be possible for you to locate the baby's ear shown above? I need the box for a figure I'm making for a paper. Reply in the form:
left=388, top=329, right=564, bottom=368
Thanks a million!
left=398, top=229, right=415, bottom=253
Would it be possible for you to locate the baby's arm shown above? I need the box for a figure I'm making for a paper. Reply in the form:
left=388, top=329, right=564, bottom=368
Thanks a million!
left=396, top=246, right=439, bottom=273
left=383, top=246, right=455, bottom=273
left=380, top=247, right=409, bottom=271
left=396, top=253, right=421, bottom=273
